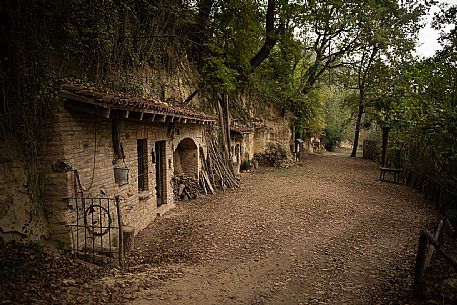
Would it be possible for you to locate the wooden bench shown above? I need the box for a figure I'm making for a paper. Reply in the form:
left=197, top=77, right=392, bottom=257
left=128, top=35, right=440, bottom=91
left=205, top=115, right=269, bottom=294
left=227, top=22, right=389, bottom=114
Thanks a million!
left=379, top=167, right=403, bottom=183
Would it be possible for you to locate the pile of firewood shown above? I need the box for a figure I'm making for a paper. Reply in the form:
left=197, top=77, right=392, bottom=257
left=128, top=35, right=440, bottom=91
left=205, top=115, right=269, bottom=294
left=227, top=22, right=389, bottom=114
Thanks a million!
left=172, top=174, right=201, bottom=201
left=172, top=133, right=239, bottom=201
left=199, top=134, right=239, bottom=192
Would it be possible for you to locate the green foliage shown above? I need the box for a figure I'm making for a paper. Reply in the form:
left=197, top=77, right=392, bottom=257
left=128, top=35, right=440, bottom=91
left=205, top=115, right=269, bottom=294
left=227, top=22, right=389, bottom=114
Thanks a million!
left=240, top=159, right=253, bottom=171
left=202, top=45, right=240, bottom=92
left=387, top=49, right=457, bottom=195
left=57, top=0, right=193, bottom=73
left=323, top=91, right=351, bottom=151
left=249, top=26, right=320, bottom=126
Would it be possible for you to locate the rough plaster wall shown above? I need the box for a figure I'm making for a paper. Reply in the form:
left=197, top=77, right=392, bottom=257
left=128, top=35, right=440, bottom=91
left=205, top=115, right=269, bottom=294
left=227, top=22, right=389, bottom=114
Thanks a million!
left=0, top=134, right=48, bottom=243
left=234, top=93, right=295, bottom=158
left=107, top=64, right=204, bottom=110
left=256, top=103, right=294, bottom=153
left=42, top=110, right=73, bottom=243
left=242, top=133, right=255, bottom=161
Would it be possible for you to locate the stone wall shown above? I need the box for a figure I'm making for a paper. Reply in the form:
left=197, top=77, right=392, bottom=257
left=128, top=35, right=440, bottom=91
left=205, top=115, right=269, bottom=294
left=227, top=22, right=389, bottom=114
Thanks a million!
left=173, top=137, right=200, bottom=179
left=105, top=65, right=205, bottom=111
left=232, top=93, right=295, bottom=161
left=252, top=104, right=295, bottom=159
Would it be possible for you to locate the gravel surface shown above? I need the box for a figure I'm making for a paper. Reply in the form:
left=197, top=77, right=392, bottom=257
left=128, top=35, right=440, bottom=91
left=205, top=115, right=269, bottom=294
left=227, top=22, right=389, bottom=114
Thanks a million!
left=123, top=152, right=437, bottom=305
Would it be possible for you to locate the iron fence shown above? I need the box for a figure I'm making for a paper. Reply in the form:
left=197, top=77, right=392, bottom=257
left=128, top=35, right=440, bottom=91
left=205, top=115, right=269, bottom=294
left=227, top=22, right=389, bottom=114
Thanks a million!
left=66, top=196, right=124, bottom=266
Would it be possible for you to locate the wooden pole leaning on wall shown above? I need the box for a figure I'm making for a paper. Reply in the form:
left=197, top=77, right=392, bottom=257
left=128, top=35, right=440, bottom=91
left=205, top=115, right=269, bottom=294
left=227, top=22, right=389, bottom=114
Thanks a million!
left=115, top=196, right=124, bottom=268
left=445, top=218, right=456, bottom=238
left=224, top=94, right=231, bottom=160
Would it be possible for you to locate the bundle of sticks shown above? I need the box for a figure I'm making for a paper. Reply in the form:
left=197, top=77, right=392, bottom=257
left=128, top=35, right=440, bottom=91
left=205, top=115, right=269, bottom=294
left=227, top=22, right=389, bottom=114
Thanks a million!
left=199, top=133, right=239, bottom=193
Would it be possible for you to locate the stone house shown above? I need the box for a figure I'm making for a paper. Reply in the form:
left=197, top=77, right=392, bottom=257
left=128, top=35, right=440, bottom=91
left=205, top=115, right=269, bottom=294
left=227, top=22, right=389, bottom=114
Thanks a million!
left=41, top=82, right=215, bottom=248
left=0, top=80, right=298, bottom=246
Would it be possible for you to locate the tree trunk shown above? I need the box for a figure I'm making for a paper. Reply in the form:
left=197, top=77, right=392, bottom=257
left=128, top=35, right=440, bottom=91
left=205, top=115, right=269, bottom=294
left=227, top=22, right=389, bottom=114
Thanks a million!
left=224, top=94, right=232, bottom=159
left=351, top=45, right=378, bottom=158
left=350, top=104, right=364, bottom=157
left=381, top=126, right=390, bottom=167
left=250, top=0, right=279, bottom=71
left=217, top=98, right=230, bottom=160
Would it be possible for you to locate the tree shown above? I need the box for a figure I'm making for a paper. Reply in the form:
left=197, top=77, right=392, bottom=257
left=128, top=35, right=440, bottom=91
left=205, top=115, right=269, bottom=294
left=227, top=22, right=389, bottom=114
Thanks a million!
left=250, top=0, right=283, bottom=71
left=295, top=0, right=365, bottom=95
left=393, top=0, right=457, bottom=188
left=349, top=44, right=380, bottom=157
left=344, top=0, right=426, bottom=157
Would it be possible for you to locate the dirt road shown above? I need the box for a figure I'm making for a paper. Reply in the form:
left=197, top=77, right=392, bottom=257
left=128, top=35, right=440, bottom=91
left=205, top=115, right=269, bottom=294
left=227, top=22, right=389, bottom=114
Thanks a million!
left=111, top=153, right=436, bottom=305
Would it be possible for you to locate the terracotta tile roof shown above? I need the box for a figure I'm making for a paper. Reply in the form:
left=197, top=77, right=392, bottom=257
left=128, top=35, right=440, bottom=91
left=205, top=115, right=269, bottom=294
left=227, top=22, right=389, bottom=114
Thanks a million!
left=59, top=80, right=216, bottom=122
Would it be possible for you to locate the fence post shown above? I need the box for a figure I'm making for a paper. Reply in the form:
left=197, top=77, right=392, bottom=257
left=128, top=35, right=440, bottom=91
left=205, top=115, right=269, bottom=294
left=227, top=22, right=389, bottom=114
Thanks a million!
left=425, top=220, right=444, bottom=268
left=115, top=196, right=124, bottom=268
left=413, top=230, right=428, bottom=298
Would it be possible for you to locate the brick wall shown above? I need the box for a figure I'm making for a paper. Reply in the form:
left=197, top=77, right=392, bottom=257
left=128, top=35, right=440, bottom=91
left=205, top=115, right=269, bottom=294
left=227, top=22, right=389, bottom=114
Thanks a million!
left=173, top=125, right=205, bottom=179
left=173, top=136, right=199, bottom=179
left=44, top=105, right=206, bottom=245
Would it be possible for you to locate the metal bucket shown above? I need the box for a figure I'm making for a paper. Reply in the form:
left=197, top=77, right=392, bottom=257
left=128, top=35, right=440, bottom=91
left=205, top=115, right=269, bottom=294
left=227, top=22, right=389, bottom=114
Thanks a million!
left=114, top=167, right=129, bottom=185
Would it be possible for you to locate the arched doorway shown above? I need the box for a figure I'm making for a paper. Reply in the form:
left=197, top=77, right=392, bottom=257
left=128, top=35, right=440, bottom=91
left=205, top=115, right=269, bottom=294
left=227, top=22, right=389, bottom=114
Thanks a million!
left=173, top=138, right=198, bottom=179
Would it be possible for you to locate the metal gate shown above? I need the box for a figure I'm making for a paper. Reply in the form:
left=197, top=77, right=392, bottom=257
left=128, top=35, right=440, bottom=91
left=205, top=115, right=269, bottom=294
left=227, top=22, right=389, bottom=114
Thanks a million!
left=66, top=196, right=124, bottom=267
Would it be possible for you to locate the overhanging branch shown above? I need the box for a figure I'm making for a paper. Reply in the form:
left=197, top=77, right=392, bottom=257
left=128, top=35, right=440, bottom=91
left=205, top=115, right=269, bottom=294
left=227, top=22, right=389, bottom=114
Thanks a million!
left=249, top=0, right=281, bottom=72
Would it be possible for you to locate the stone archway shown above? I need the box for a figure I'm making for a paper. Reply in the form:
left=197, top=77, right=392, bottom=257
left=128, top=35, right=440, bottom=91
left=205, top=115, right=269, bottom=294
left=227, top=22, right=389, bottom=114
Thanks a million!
left=173, top=137, right=198, bottom=178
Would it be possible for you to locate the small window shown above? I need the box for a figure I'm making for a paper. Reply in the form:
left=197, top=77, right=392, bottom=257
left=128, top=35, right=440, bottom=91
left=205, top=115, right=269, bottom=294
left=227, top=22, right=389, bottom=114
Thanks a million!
left=137, top=139, right=148, bottom=192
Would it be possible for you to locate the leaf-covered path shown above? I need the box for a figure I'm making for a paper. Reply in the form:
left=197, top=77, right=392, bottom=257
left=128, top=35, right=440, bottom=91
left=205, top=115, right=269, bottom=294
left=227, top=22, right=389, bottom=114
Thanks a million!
left=121, top=152, right=436, bottom=305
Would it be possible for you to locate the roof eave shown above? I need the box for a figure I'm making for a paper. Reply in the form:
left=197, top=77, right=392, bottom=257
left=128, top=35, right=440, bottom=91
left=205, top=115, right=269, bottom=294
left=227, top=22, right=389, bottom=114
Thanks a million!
left=59, top=90, right=216, bottom=124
